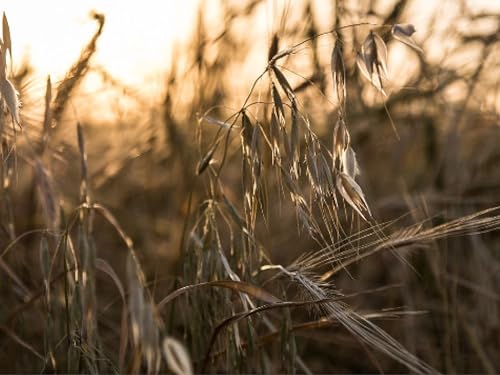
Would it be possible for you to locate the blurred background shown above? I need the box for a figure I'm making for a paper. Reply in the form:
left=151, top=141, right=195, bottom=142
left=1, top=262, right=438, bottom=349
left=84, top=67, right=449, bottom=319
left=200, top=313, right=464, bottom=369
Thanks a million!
left=1, top=0, right=499, bottom=373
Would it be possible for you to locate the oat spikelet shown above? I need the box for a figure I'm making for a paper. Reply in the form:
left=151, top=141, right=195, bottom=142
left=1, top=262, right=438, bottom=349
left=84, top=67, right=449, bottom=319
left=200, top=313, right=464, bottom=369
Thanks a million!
left=357, top=31, right=388, bottom=96
left=391, top=23, right=423, bottom=53
left=162, top=337, right=194, bottom=375
left=0, top=13, right=20, bottom=127
left=332, top=116, right=350, bottom=162
left=0, top=77, right=20, bottom=125
left=331, top=38, right=346, bottom=103
left=341, top=146, right=360, bottom=178
left=336, top=172, right=371, bottom=221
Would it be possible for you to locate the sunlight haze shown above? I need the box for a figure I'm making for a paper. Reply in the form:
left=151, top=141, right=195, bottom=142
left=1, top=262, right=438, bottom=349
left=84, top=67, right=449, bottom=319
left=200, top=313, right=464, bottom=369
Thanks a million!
left=2, top=0, right=199, bottom=89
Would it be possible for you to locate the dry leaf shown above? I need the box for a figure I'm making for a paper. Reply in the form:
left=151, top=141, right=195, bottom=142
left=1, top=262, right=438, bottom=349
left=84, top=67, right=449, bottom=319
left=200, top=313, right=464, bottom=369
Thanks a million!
left=290, top=101, right=300, bottom=178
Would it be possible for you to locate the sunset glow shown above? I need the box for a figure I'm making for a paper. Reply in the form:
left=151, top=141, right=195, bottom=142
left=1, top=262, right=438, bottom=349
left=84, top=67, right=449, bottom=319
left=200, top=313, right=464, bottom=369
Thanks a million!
left=3, top=0, right=199, bottom=89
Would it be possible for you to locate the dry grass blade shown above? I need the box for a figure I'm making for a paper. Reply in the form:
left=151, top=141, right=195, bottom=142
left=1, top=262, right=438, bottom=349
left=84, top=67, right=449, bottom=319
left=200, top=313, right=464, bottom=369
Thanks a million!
left=126, top=254, right=161, bottom=374
left=256, top=310, right=428, bottom=345
left=202, top=298, right=332, bottom=372
left=39, top=235, right=50, bottom=304
left=39, top=235, right=50, bottom=276
left=0, top=256, right=32, bottom=298
left=157, top=280, right=281, bottom=310
left=34, top=160, right=60, bottom=230
left=92, top=203, right=134, bottom=249
left=42, top=76, right=52, bottom=145
left=96, top=258, right=125, bottom=301
left=0, top=325, right=44, bottom=361
left=250, top=120, right=262, bottom=166
left=162, top=337, right=194, bottom=375
left=77, top=123, right=89, bottom=203
left=221, top=195, right=247, bottom=231
left=127, top=254, right=145, bottom=348
left=290, top=101, right=300, bottom=177
left=305, top=141, right=321, bottom=194
left=200, top=115, right=233, bottom=129
left=95, top=258, right=128, bottom=371
left=372, top=32, right=388, bottom=77
left=197, top=141, right=218, bottom=175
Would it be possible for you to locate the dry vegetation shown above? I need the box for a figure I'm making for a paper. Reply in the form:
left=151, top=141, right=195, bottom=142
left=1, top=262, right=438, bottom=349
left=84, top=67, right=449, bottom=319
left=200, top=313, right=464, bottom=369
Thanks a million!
left=1, top=0, right=499, bottom=373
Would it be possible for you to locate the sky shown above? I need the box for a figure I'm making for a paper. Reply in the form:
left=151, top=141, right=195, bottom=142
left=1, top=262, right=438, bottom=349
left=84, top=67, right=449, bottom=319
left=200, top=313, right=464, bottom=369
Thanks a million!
left=1, top=0, right=498, bottom=108
left=2, top=1, right=200, bottom=89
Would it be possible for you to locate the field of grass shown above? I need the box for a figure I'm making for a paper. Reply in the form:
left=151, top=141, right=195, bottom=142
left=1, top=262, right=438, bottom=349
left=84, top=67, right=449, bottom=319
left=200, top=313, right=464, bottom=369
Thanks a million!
left=0, top=1, right=499, bottom=373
